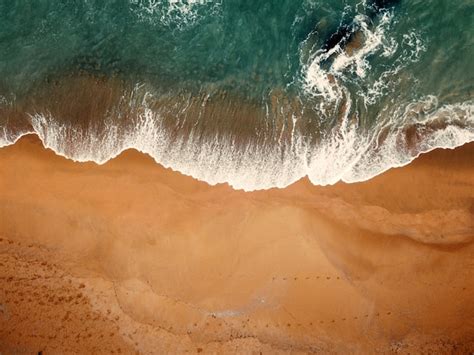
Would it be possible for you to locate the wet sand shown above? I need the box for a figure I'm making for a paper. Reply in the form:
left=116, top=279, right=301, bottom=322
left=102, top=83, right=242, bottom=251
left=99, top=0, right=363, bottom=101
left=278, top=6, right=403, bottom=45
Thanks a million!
left=0, top=135, right=473, bottom=353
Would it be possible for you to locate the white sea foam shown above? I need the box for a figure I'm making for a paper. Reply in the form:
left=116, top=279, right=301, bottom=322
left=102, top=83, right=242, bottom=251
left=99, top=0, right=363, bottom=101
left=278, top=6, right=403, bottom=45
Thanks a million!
left=1, top=96, right=471, bottom=191
left=301, top=8, right=430, bottom=112
left=343, top=101, right=474, bottom=183
left=0, top=127, right=33, bottom=149
left=130, top=0, right=221, bottom=28
left=302, top=12, right=395, bottom=103
left=332, top=13, right=392, bottom=77
left=27, top=109, right=308, bottom=190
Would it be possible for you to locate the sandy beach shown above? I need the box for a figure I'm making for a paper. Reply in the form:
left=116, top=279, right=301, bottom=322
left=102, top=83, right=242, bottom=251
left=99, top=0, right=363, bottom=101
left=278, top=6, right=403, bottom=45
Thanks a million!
left=0, top=134, right=473, bottom=353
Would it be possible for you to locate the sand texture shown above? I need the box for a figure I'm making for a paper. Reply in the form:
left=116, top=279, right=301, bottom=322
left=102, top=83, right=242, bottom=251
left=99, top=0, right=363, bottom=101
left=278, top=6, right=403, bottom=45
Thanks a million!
left=1, top=135, right=473, bottom=353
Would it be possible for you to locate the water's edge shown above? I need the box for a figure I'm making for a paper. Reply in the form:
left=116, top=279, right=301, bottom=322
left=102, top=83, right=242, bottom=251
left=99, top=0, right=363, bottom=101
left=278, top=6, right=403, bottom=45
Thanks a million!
left=2, top=120, right=472, bottom=192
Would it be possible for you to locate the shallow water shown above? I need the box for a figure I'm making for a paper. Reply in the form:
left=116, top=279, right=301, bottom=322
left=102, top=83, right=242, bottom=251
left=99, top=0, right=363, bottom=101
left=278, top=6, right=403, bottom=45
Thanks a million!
left=0, top=0, right=473, bottom=190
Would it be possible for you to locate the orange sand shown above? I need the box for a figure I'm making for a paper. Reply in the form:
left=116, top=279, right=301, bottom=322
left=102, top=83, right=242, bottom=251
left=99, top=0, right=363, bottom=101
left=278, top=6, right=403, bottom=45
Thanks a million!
left=0, top=135, right=473, bottom=353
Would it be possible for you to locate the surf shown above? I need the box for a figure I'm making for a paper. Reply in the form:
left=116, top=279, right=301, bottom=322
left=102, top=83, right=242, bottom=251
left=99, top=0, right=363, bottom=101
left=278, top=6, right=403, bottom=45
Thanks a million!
left=0, top=0, right=473, bottom=191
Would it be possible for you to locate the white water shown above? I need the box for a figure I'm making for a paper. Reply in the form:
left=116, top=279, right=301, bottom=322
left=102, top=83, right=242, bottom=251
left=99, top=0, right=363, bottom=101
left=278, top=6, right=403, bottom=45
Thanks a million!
left=1, top=97, right=472, bottom=191
left=130, top=0, right=222, bottom=28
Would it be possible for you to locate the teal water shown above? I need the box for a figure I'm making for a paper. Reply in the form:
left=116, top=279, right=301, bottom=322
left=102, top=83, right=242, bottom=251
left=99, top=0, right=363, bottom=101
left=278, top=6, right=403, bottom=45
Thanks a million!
left=0, top=0, right=473, bottom=189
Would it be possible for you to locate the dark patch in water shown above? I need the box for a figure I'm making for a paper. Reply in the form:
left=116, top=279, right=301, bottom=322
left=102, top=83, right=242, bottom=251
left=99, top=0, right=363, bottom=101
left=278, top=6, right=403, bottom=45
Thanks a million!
left=322, top=0, right=401, bottom=52
left=322, top=23, right=357, bottom=52
left=367, top=0, right=401, bottom=17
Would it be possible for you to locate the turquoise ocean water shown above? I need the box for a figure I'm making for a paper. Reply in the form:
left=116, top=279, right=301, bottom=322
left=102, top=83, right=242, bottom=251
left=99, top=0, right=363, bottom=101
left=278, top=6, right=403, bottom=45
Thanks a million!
left=0, top=0, right=472, bottom=189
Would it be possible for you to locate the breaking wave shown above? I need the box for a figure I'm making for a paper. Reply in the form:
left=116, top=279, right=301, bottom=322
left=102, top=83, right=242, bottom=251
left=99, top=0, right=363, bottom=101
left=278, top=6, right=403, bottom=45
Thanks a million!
left=1, top=96, right=472, bottom=191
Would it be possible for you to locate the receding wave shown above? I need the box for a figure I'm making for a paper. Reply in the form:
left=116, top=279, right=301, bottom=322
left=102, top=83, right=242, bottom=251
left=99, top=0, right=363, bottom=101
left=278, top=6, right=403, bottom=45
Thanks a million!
left=1, top=85, right=472, bottom=191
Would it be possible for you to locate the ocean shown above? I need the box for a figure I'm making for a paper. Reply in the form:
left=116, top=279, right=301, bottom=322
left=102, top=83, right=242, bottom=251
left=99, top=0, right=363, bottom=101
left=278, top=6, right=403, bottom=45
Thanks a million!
left=0, top=0, right=472, bottom=190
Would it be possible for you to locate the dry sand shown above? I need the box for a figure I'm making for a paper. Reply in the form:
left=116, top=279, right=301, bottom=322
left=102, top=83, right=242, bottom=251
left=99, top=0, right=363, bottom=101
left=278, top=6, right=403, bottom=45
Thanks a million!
left=0, top=135, right=473, bottom=353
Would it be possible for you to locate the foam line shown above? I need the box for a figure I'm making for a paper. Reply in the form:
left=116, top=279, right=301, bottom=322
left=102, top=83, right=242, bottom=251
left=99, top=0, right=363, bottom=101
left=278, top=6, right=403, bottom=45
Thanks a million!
left=1, top=100, right=472, bottom=191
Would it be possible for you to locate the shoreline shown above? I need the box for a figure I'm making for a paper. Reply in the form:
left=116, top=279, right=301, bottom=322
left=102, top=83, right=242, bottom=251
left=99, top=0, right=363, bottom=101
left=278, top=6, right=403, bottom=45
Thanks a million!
left=2, top=122, right=473, bottom=192
left=1, top=135, right=473, bottom=353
